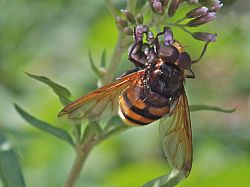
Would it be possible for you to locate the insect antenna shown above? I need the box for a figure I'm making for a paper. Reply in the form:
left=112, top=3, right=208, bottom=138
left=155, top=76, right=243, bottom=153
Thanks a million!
left=192, top=41, right=211, bottom=63
left=185, top=68, right=195, bottom=79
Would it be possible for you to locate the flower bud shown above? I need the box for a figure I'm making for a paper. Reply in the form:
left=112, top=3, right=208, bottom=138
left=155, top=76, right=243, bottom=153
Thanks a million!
left=186, top=0, right=199, bottom=4
left=121, top=9, right=136, bottom=24
left=199, top=0, right=221, bottom=7
left=186, top=6, right=209, bottom=18
left=116, top=16, right=128, bottom=28
left=168, top=0, right=181, bottom=17
left=210, top=3, right=223, bottom=12
left=187, top=12, right=216, bottom=27
left=136, top=13, right=144, bottom=24
left=150, top=0, right=164, bottom=14
left=192, top=32, right=217, bottom=42
left=161, top=0, right=169, bottom=7
left=123, top=27, right=133, bottom=36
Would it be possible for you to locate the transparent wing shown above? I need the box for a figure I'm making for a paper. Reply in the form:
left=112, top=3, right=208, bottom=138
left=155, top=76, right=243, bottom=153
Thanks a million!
left=159, top=91, right=192, bottom=177
left=58, top=70, right=145, bottom=121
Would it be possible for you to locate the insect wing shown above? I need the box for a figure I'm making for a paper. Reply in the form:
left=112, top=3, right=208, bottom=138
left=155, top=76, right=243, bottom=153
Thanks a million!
left=58, top=70, right=145, bottom=121
left=159, top=91, right=192, bottom=177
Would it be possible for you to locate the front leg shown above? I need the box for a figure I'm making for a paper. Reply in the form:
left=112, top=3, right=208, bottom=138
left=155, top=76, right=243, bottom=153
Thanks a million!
left=128, top=42, right=148, bottom=68
left=128, top=25, right=150, bottom=67
left=117, top=67, right=140, bottom=79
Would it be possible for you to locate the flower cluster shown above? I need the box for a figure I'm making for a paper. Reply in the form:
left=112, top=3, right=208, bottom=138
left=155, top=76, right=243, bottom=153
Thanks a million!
left=149, top=0, right=222, bottom=42
left=116, top=10, right=144, bottom=36
left=150, top=0, right=222, bottom=17
left=116, top=0, right=222, bottom=43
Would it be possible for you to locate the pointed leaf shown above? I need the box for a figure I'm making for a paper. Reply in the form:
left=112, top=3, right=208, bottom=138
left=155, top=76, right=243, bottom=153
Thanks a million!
left=102, top=116, right=130, bottom=140
left=190, top=104, right=236, bottom=113
left=24, top=71, right=71, bottom=106
left=100, top=49, right=106, bottom=67
left=14, top=104, right=74, bottom=147
left=89, top=50, right=102, bottom=78
left=143, top=169, right=185, bottom=187
left=82, top=122, right=102, bottom=144
left=0, top=132, right=26, bottom=187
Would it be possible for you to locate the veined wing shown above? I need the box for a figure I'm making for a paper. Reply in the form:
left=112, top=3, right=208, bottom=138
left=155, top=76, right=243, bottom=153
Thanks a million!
left=58, top=70, right=145, bottom=121
left=159, top=91, right=192, bottom=177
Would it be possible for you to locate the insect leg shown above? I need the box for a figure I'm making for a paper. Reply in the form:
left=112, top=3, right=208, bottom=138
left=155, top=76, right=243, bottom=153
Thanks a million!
left=163, top=26, right=174, bottom=45
left=128, top=25, right=150, bottom=67
left=117, top=67, right=140, bottom=79
left=128, top=42, right=148, bottom=68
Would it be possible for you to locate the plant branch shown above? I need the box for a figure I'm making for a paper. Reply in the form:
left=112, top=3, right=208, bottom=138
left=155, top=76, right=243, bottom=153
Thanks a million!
left=102, top=125, right=131, bottom=141
left=63, top=133, right=98, bottom=187
left=105, top=0, right=117, bottom=18
left=127, top=0, right=137, bottom=13
left=102, top=32, right=128, bottom=84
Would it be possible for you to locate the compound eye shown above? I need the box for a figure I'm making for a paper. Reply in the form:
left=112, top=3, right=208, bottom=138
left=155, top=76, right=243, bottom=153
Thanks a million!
left=178, top=52, right=192, bottom=69
left=159, top=45, right=179, bottom=63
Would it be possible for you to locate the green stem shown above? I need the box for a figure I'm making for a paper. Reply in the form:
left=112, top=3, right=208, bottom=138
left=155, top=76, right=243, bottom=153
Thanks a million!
left=63, top=134, right=98, bottom=187
left=105, top=0, right=117, bottom=18
left=102, top=0, right=137, bottom=84
left=102, top=32, right=128, bottom=84
left=127, top=0, right=137, bottom=13
left=175, top=17, right=187, bottom=24
left=168, top=23, right=192, bottom=35
left=102, top=125, right=131, bottom=141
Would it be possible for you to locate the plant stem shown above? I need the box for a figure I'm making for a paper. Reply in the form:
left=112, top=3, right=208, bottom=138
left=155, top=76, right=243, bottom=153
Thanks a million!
left=105, top=0, right=117, bottom=18
left=127, top=0, right=137, bottom=13
left=102, top=32, right=127, bottom=84
left=63, top=135, right=98, bottom=187
left=64, top=1, right=138, bottom=186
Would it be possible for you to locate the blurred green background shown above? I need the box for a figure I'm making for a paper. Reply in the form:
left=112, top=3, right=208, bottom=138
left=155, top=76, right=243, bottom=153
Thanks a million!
left=0, top=0, right=250, bottom=187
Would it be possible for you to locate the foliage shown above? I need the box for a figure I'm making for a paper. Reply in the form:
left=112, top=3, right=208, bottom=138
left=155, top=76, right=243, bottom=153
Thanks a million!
left=1, top=0, right=249, bottom=187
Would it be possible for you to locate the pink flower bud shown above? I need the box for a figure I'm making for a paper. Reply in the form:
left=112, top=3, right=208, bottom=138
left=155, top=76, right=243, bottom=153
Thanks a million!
left=150, top=0, right=164, bottom=14
left=121, top=9, right=136, bottom=24
left=168, top=0, right=181, bottom=17
left=116, top=16, right=128, bottom=28
left=192, top=32, right=217, bottom=42
left=187, top=12, right=216, bottom=27
left=123, top=27, right=133, bottom=36
left=186, top=6, right=209, bottom=18
left=210, top=3, right=223, bottom=12
left=136, top=13, right=144, bottom=24
left=161, top=0, right=169, bottom=7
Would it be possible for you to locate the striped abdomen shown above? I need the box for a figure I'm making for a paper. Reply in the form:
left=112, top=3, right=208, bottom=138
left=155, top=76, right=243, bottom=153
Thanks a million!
left=119, top=81, right=170, bottom=126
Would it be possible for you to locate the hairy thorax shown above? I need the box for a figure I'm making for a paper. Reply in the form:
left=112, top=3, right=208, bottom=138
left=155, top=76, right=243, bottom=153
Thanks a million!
left=146, top=59, right=184, bottom=98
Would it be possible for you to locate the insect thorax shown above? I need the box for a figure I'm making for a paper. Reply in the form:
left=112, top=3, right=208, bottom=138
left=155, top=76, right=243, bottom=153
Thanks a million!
left=146, top=60, right=184, bottom=98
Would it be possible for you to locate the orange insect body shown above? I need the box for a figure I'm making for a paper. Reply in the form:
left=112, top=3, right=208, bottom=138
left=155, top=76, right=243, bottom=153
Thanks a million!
left=118, top=59, right=182, bottom=126
left=58, top=26, right=211, bottom=177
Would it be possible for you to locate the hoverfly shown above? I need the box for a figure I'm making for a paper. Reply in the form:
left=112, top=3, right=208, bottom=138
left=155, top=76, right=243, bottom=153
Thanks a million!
left=58, top=25, right=210, bottom=176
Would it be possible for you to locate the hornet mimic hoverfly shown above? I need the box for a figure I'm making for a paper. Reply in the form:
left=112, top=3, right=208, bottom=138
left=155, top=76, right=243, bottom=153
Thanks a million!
left=58, top=25, right=210, bottom=176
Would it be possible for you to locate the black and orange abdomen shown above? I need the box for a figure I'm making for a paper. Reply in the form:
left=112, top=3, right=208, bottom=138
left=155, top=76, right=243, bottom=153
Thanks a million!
left=119, top=81, right=170, bottom=126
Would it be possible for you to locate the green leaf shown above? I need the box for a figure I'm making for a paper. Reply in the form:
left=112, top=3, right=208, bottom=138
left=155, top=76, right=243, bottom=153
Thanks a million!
left=143, top=170, right=185, bottom=187
left=102, top=116, right=130, bottom=140
left=24, top=71, right=71, bottom=106
left=88, top=50, right=102, bottom=78
left=190, top=104, right=236, bottom=113
left=82, top=122, right=102, bottom=144
left=0, top=132, right=26, bottom=187
left=14, top=104, right=74, bottom=147
left=100, top=49, right=106, bottom=67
